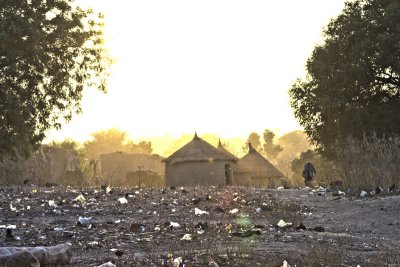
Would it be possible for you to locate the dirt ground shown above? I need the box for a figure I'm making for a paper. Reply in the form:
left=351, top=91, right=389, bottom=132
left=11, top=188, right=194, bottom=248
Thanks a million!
left=1, top=185, right=399, bottom=266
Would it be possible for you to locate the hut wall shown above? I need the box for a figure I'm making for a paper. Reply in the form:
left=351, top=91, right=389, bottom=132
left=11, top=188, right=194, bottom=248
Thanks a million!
left=165, top=161, right=227, bottom=187
left=231, top=164, right=251, bottom=186
left=100, top=152, right=164, bottom=186
left=234, top=172, right=252, bottom=186
left=0, top=146, right=79, bottom=185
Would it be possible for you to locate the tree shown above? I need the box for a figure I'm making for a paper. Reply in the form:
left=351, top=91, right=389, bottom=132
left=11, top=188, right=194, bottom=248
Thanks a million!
left=262, top=129, right=282, bottom=160
left=242, top=132, right=262, bottom=153
left=0, top=0, right=111, bottom=158
left=289, top=0, right=400, bottom=158
left=50, top=138, right=80, bottom=151
left=82, top=128, right=153, bottom=160
left=274, top=130, right=313, bottom=178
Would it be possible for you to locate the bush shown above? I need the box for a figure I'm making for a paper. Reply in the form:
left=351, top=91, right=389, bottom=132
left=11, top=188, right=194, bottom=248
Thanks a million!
left=335, top=135, right=400, bottom=191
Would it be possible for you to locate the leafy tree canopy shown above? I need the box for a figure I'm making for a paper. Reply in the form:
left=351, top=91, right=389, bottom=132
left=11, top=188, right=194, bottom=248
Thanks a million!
left=82, top=128, right=153, bottom=160
left=289, top=0, right=400, bottom=158
left=243, top=132, right=262, bottom=153
left=262, top=129, right=282, bottom=160
left=242, top=130, right=283, bottom=161
left=0, top=0, right=111, bottom=158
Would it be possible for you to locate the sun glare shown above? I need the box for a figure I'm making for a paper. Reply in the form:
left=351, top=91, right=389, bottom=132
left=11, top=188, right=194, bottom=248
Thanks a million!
left=47, top=0, right=346, bottom=153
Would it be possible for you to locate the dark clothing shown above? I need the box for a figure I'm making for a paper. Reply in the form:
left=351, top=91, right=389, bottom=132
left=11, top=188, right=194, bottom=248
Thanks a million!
left=302, top=162, right=316, bottom=186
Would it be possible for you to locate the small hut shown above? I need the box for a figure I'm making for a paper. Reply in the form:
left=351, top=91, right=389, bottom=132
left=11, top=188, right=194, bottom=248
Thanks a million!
left=100, top=152, right=164, bottom=187
left=240, top=143, right=285, bottom=187
left=163, top=133, right=237, bottom=186
left=217, top=139, right=252, bottom=186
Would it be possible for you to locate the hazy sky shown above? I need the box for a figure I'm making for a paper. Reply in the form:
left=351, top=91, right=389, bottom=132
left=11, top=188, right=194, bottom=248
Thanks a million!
left=47, top=0, right=346, bottom=142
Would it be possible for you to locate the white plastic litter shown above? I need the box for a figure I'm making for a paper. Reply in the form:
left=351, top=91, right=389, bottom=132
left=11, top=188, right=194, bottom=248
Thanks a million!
left=277, top=220, right=292, bottom=228
left=229, top=208, right=239, bottom=214
left=118, top=197, right=128, bottom=204
left=181, top=234, right=192, bottom=241
left=106, top=186, right=112, bottom=194
left=48, top=200, right=57, bottom=207
left=281, top=260, right=291, bottom=267
left=255, top=207, right=262, bottom=213
left=194, top=208, right=209, bottom=215
left=277, top=186, right=284, bottom=190
left=0, top=224, right=16, bottom=229
left=74, top=194, right=86, bottom=203
left=98, top=261, right=116, bottom=267
left=360, top=191, right=368, bottom=197
left=173, top=257, right=182, bottom=267
left=9, top=203, right=17, bottom=212
left=170, top=222, right=180, bottom=228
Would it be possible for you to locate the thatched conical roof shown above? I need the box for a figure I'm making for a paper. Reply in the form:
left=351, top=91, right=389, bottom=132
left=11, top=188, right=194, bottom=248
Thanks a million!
left=240, top=143, right=284, bottom=178
left=163, top=133, right=237, bottom=164
left=217, top=139, right=239, bottom=160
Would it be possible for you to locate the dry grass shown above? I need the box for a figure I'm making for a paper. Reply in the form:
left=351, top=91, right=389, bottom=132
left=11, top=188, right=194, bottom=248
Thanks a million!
left=303, top=240, right=347, bottom=267
left=336, top=134, right=400, bottom=192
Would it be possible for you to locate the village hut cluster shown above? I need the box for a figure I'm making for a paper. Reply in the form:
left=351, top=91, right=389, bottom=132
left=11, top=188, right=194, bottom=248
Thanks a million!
left=1, top=134, right=286, bottom=188
left=101, top=133, right=286, bottom=188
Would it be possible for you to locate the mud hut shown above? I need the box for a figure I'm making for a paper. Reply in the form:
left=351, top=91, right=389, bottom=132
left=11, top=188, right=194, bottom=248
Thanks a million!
left=240, top=143, right=285, bottom=187
left=164, top=133, right=237, bottom=186
left=0, top=145, right=80, bottom=186
left=100, top=152, right=164, bottom=187
left=217, top=139, right=251, bottom=186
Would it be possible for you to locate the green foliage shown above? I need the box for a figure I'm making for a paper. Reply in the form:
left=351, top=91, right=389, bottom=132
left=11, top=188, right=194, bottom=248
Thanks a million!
left=0, top=0, right=111, bottom=158
left=289, top=0, right=400, bottom=158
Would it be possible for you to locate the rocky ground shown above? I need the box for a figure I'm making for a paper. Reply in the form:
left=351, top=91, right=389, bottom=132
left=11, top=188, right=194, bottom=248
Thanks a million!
left=0, top=185, right=399, bottom=266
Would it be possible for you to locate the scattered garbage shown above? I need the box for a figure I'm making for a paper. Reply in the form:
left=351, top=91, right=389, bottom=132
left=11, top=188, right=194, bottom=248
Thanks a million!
left=77, top=216, right=92, bottom=226
left=229, top=208, right=239, bottom=214
left=0, top=224, right=16, bottom=229
left=277, top=220, right=292, bottom=228
left=181, top=234, right=192, bottom=241
left=97, top=261, right=116, bottom=267
left=209, top=260, right=219, bottom=267
left=281, top=260, right=291, bottom=267
left=194, top=208, right=209, bottom=215
left=170, top=222, right=180, bottom=228
left=106, top=186, right=112, bottom=194
left=277, top=186, right=284, bottom=190
left=74, top=194, right=86, bottom=203
left=48, top=200, right=57, bottom=208
left=9, top=203, right=17, bottom=212
left=173, top=256, right=183, bottom=267
left=255, top=207, right=262, bottom=213
left=360, top=191, right=368, bottom=197
left=88, top=241, right=99, bottom=246
left=118, top=197, right=128, bottom=204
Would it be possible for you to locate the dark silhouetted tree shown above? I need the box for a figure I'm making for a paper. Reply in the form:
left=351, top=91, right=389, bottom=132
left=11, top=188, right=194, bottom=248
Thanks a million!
left=243, top=132, right=262, bottom=153
left=0, top=0, right=111, bottom=158
left=82, top=128, right=153, bottom=160
left=262, top=129, right=282, bottom=160
left=289, top=0, right=400, bottom=158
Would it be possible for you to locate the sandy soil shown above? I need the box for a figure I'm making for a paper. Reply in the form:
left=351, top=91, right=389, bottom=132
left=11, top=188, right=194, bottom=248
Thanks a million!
left=0, top=186, right=399, bottom=266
